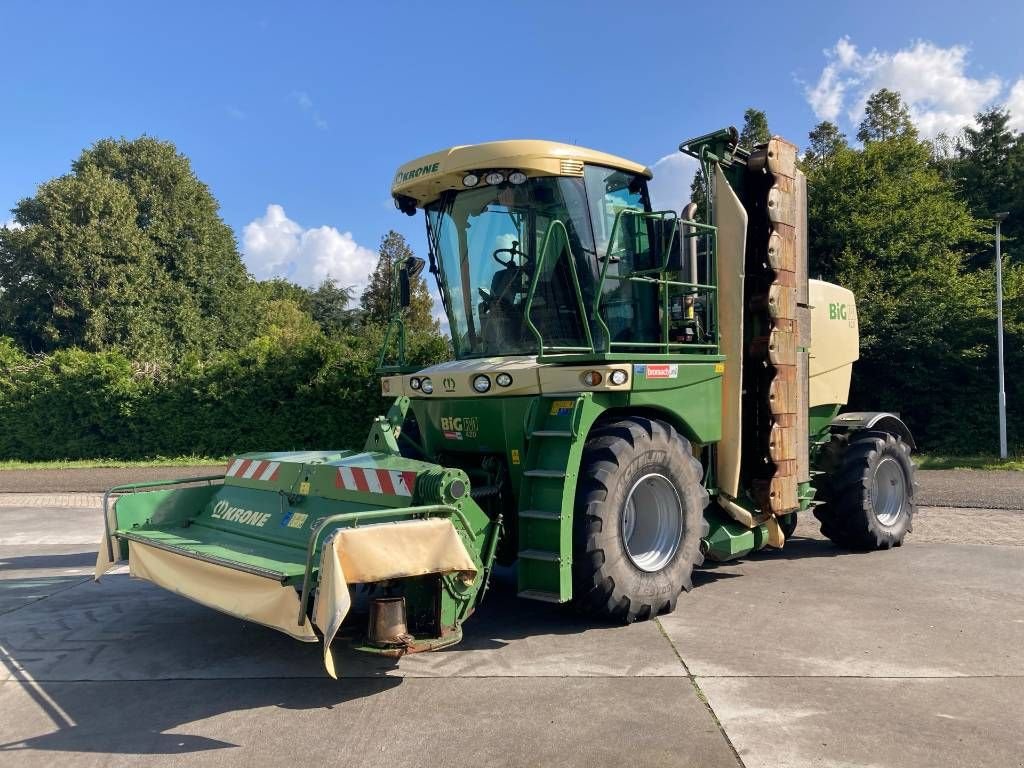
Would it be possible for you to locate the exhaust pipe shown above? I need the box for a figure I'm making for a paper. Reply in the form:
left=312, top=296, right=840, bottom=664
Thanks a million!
left=368, top=597, right=410, bottom=645
left=682, top=202, right=699, bottom=289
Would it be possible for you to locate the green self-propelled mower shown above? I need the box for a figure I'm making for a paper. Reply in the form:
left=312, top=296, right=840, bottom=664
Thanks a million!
left=96, top=130, right=918, bottom=676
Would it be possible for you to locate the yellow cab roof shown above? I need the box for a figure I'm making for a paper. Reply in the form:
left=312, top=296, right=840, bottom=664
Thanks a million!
left=391, top=139, right=652, bottom=207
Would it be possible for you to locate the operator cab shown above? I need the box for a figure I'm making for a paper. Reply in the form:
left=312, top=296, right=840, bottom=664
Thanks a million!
left=392, top=141, right=698, bottom=360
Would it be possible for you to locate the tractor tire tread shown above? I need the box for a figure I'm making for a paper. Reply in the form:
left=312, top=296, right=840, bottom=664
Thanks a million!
left=574, top=416, right=708, bottom=623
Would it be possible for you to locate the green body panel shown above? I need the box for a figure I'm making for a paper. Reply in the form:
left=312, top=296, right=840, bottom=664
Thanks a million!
left=702, top=506, right=770, bottom=562
left=809, top=404, right=842, bottom=444
left=405, top=361, right=722, bottom=601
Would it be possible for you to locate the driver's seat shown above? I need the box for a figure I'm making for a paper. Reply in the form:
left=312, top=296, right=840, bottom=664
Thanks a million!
left=480, top=265, right=524, bottom=351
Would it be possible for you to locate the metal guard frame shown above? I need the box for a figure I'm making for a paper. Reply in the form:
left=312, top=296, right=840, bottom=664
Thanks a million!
left=295, top=503, right=477, bottom=627
left=523, top=208, right=719, bottom=362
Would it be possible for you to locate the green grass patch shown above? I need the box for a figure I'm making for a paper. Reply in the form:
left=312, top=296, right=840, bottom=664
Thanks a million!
left=0, top=456, right=228, bottom=471
left=916, top=454, right=1024, bottom=471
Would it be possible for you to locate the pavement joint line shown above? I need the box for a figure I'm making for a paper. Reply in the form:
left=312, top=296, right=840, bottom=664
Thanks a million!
left=655, top=617, right=747, bottom=768
left=3, top=673, right=1022, bottom=684
left=0, top=674, right=711, bottom=684
left=0, top=576, right=93, bottom=619
left=692, top=673, right=1024, bottom=679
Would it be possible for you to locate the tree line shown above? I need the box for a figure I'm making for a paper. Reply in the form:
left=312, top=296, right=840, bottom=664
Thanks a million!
left=0, top=136, right=439, bottom=359
left=0, top=95, right=1021, bottom=458
left=695, top=96, right=1022, bottom=454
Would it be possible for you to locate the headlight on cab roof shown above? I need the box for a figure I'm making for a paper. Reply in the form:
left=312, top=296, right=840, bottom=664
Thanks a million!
left=472, top=374, right=491, bottom=393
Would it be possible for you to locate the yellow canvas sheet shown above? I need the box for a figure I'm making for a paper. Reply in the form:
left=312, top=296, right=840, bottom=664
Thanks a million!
left=713, top=163, right=748, bottom=500
left=94, top=533, right=119, bottom=580
left=313, top=518, right=478, bottom=679
left=127, top=540, right=319, bottom=643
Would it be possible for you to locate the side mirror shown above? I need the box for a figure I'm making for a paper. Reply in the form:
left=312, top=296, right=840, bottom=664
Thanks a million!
left=398, top=256, right=425, bottom=309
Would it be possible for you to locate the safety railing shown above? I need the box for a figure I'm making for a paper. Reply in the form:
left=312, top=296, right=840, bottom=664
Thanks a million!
left=101, top=474, right=226, bottom=564
left=593, top=209, right=719, bottom=355
left=522, top=220, right=596, bottom=356
left=377, top=260, right=409, bottom=373
left=522, top=209, right=719, bottom=360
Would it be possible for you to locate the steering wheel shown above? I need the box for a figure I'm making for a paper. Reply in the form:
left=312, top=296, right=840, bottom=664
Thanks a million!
left=492, top=241, right=523, bottom=267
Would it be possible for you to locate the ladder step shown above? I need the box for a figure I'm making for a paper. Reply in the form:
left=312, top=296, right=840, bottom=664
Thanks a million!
left=518, top=549, right=561, bottom=562
left=523, top=469, right=567, bottom=479
left=530, top=429, right=573, bottom=438
left=520, top=509, right=561, bottom=520
left=518, top=589, right=568, bottom=604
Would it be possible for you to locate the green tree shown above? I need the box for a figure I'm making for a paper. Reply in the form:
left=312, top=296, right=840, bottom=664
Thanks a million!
left=360, top=230, right=438, bottom=332
left=803, top=121, right=848, bottom=171
left=856, top=89, right=917, bottom=144
left=309, top=278, right=357, bottom=333
left=739, top=107, right=771, bottom=148
left=804, top=123, right=1024, bottom=451
left=251, top=277, right=311, bottom=310
left=955, top=107, right=1024, bottom=243
left=0, top=137, right=255, bottom=358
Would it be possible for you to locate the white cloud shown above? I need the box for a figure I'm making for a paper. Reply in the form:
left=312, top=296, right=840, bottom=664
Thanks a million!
left=2, top=219, right=23, bottom=231
left=648, top=152, right=699, bottom=214
left=242, top=204, right=378, bottom=294
left=1008, top=79, right=1024, bottom=132
left=806, top=38, right=1007, bottom=138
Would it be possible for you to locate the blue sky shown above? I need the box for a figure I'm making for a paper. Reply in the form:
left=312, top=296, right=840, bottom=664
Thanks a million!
left=3, top=0, right=1023, bottom=302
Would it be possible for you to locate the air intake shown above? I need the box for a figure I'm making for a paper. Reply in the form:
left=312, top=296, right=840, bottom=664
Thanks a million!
left=559, top=159, right=584, bottom=176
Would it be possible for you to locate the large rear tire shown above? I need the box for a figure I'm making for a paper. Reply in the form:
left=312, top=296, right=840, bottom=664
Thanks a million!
left=574, top=416, right=709, bottom=623
left=814, top=432, right=915, bottom=550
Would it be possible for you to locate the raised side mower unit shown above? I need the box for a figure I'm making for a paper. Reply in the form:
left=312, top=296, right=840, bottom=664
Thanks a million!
left=96, top=129, right=917, bottom=674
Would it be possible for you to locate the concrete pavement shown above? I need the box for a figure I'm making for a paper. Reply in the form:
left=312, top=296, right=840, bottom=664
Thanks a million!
left=0, top=488, right=1022, bottom=767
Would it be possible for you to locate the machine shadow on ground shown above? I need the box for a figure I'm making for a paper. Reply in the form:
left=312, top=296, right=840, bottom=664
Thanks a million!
left=0, top=530, right=864, bottom=758
left=0, top=562, right=625, bottom=757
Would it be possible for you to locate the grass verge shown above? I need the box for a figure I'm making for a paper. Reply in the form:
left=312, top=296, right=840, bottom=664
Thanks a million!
left=0, top=456, right=227, bottom=471
left=916, top=454, right=1024, bottom=471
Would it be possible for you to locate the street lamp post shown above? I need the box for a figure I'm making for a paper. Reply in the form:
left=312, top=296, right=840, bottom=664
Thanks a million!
left=994, top=212, right=1009, bottom=460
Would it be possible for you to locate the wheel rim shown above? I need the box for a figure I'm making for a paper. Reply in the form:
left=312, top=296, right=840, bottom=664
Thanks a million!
left=871, top=457, right=906, bottom=526
left=620, top=473, right=684, bottom=572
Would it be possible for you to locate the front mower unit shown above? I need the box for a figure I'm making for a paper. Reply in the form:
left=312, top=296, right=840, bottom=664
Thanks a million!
left=95, top=450, right=501, bottom=676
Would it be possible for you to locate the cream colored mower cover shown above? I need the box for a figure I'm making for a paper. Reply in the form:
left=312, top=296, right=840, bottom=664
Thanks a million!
left=808, top=279, right=858, bottom=407
left=314, top=518, right=477, bottom=678
left=712, top=164, right=748, bottom=506
left=97, top=519, right=478, bottom=678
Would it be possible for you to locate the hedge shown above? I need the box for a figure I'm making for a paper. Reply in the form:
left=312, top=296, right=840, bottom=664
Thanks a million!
left=0, top=328, right=1017, bottom=460
left=0, top=329, right=448, bottom=461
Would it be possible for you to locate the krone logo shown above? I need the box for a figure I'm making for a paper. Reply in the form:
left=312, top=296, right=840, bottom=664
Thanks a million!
left=442, top=376, right=456, bottom=392
left=211, top=499, right=271, bottom=527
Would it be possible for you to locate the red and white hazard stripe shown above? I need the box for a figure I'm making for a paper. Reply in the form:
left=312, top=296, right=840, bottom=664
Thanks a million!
left=335, top=466, right=417, bottom=497
left=225, top=458, right=280, bottom=482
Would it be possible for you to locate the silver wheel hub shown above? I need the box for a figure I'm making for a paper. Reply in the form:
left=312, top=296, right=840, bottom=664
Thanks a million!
left=871, top=457, right=906, bottom=527
left=620, top=473, right=684, bottom=572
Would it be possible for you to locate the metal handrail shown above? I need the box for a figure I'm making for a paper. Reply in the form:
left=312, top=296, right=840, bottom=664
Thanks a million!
left=377, top=259, right=409, bottom=372
left=296, top=503, right=475, bottom=626
left=522, top=219, right=595, bottom=355
left=101, top=474, right=225, bottom=563
left=592, top=209, right=718, bottom=356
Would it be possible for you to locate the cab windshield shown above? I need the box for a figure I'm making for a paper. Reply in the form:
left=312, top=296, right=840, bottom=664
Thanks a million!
left=426, top=167, right=655, bottom=358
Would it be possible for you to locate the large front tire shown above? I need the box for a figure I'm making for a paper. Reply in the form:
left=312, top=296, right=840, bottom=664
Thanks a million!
left=574, top=417, right=709, bottom=623
left=814, top=432, right=915, bottom=550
